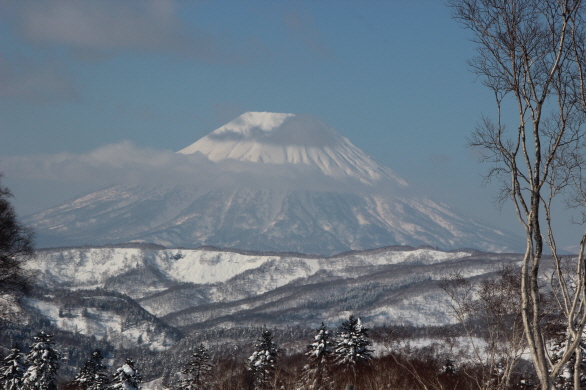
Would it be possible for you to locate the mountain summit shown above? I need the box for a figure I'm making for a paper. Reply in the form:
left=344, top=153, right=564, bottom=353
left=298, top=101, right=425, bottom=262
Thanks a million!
left=178, top=112, right=407, bottom=186
left=27, top=112, right=522, bottom=254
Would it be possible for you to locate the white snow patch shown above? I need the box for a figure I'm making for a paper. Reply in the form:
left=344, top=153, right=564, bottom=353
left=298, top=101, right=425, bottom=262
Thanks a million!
left=26, top=299, right=172, bottom=350
left=177, top=112, right=408, bottom=186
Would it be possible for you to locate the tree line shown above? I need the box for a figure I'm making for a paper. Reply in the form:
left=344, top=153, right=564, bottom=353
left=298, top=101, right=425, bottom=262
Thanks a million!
left=0, top=331, right=140, bottom=390
left=7, top=312, right=580, bottom=390
left=0, top=315, right=376, bottom=390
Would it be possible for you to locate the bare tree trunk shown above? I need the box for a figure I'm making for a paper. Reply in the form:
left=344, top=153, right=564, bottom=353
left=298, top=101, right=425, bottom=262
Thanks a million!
left=440, top=266, right=526, bottom=390
left=574, top=347, right=582, bottom=390
left=448, top=1, right=586, bottom=389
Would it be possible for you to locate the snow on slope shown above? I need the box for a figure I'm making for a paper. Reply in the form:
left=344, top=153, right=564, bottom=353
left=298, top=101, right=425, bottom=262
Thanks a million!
left=28, top=245, right=528, bottom=335
left=28, top=246, right=472, bottom=290
left=28, top=186, right=521, bottom=255
left=27, top=299, right=174, bottom=350
left=26, top=111, right=523, bottom=254
left=178, top=112, right=408, bottom=186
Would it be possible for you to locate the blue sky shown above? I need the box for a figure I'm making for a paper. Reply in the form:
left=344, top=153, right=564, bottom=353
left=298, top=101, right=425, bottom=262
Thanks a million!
left=3, top=0, right=574, bottom=249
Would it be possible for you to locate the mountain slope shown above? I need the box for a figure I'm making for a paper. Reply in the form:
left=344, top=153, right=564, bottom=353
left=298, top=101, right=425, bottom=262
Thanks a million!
left=27, top=245, right=521, bottom=331
left=178, top=112, right=407, bottom=186
left=26, top=112, right=522, bottom=254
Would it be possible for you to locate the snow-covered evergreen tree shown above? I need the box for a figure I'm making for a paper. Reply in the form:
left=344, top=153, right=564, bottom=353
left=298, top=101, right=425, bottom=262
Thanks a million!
left=246, top=329, right=278, bottom=390
left=440, top=358, right=456, bottom=376
left=0, top=344, right=26, bottom=390
left=21, top=331, right=61, bottom=390
left=110, top=359, right=141, bottom=390
left=74, top=350, right=109, bottom=390
left=334, top=315, right=373, bottom=371
left=180, top=344, right=212, bottom=390
left=299, top=322, right=333, bottom=390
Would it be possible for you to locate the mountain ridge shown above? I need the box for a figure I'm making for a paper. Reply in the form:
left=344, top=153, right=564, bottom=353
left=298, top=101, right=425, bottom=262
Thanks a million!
left=25, top=244, right=526, bottom=336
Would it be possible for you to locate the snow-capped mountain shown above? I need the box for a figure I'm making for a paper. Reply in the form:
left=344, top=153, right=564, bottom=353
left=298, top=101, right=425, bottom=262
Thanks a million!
left=26, top=112, right=522, bottom=254
left=177, top=111, right=407, bottom=186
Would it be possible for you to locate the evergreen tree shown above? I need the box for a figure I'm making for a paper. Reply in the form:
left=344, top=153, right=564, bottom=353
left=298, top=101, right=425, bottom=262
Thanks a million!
left=110, top=359, right=141, bottom=390
left=246, top=329, right=278, bottom=390
left=22, top=331, right=61, bottom=390
left=300, top=322, right=333, bottom=390
left=440, top=358, right=456, bottom=376
left=180, top=344, right=212, bottom=390
left=0, top=344, right=26, bottom=390
left=74, top=350, right=109, bottom=390
left=334, top=315, right=373, bottom=372
left=0, top=175, right=34, bottom=325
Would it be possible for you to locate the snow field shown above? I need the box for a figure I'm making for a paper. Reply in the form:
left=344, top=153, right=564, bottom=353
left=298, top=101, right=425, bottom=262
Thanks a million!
left=26, top=299, right=173, bottom=350
left=29, top=246, right=472, bottom=291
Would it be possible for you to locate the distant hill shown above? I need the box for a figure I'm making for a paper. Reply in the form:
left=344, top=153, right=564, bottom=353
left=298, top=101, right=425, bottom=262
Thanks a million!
left=26, top=244, right=525, bottom=342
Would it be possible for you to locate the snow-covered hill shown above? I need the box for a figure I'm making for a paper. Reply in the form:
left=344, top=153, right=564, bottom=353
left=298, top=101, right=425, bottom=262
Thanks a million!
left=25, top=244, right=524, bottom=348
left=25, top=112, right=522, bottom=254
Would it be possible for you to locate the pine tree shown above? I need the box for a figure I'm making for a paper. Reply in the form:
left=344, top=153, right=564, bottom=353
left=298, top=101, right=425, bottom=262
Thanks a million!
left=0, top=175, right=34, bottom=325
left=21, top=331, right=61, bottom=390
left=334, top=315, right=373, bottom=372
left=74, top=350, right=109, bottom=390
left=180, top=344, right=212, bottom=390
left=246, top=329, right=278, bottom=390
left=110, top=359, right=141, bottom=390
left=440, top=358, right=456, bottom=376
left=300, top=322, right=333, bottom=390
left=0, top=344, right=26, bottom=390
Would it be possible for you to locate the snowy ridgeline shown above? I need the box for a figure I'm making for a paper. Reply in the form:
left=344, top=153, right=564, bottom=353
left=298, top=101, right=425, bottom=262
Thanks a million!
left=21, top=244, right=525, bottom=352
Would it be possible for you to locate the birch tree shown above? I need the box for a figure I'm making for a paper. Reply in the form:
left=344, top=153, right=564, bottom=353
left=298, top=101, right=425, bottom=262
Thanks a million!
left=440, top=266, right=526, bottom=389
left=448, top=0, right=586, bottom=389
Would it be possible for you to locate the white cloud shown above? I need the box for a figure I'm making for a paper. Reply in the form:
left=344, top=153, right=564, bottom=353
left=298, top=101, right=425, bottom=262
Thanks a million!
left=0, top=53, right=78, bottom=101
left=2, top=142, right=198, bottom=185
left=21, top=0, right=185, bottom=51
left=1, top=141, right=396, bottom=200
left=284, top=8, right=332, bottom=59
left=13, top=0, right=240, bottom=63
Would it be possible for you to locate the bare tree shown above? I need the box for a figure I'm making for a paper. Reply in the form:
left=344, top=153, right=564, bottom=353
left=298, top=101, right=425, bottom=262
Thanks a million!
left=0, top=174, right=34, bottom=324
left=439, top=266, right=526, bottom=390
left=448, top=0, right=586, bottom=388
